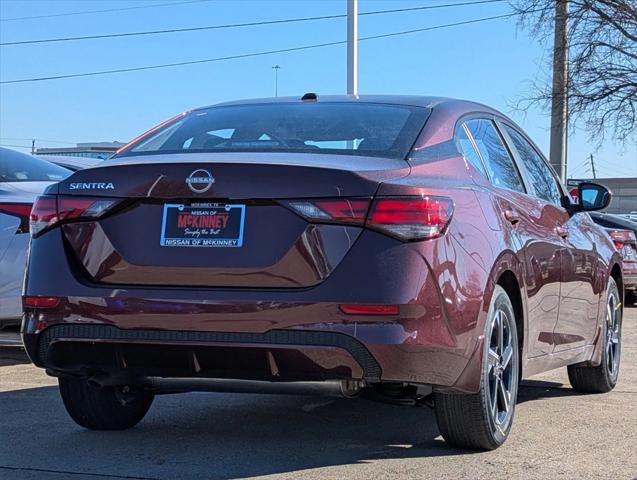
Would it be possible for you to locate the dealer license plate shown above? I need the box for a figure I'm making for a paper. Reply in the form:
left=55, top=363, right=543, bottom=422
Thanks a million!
left=160, top=203, right=245, bottom=247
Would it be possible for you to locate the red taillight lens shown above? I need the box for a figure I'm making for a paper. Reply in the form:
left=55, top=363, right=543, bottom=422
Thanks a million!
left=285, top=196, right=453, bottom=241
left=285, top=198, right=371, bottom=225
left=30, top=196, right=58, bottom=236
left=0, top=203, right=32, bottom=218
left=367, top=196, right=454, bottom=241
left=608, top=229, right=636, bottom=245
left=23, top=296, right=61, bottom=308
left=608, top=229, right=637, bottom=257
left=30, top=195, right=117, bottom=237
left=340, top=304, right=399, bottom=315
left=0, top=203, right=33, bottom=233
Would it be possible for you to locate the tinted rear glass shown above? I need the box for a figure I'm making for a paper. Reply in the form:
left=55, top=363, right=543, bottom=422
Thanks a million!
left=0, top=148, right=71, bottom=182
left=122, top=103, right=430, bottom=159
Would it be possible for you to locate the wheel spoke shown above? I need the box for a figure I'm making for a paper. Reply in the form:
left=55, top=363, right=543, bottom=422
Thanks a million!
left=498, top=379, right=510, bottom=413
left=501, top=345, right=513, bottom=370
left=497, top=311, right=504, bottom=355
left=491, top=377, right=499, bottom=418
left=488, top=348, right=500, bottom=368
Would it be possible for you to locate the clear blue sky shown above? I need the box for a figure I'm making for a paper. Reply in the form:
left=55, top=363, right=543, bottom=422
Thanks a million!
left=1, top=0, right=635, bottom=178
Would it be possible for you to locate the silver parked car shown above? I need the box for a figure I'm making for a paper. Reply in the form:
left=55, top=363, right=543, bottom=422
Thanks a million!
left=0, top=148, right=71, bottom=327
left=36, top=154, right=103, bottom=172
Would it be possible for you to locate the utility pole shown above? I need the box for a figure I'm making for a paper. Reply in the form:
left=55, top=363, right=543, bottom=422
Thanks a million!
left=589, top=153, right=596, bottom=179
left=272, top=65, right=281, bottom=97
left=31, top=139, right=35, bottom=155
left=347, top=0, right=358, bottom=96
left=549, top=0, right=569, bottom=183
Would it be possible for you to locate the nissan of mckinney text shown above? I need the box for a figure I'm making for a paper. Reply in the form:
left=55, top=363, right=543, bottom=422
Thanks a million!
left=22, top=95, right=623, bottom=450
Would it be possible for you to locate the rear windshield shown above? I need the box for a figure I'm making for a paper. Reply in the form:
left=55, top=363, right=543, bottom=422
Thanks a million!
left=121, top=102, right=430, bottom=159
left=0, top=148, right=71, bottom=182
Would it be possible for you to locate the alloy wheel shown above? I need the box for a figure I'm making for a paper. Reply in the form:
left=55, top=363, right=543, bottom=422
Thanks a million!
left=486, top=308, right=517, bottom=431
left=606, top=291, right=621, bottom=379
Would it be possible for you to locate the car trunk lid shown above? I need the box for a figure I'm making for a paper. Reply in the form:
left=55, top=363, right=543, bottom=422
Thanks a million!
left=56, top=153, right=409, bottom=288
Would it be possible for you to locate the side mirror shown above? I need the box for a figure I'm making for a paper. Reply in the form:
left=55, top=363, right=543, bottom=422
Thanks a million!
left=577, top=182, right=612, bottom=212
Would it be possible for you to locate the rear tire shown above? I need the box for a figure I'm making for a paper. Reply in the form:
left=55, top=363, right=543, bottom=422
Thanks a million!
left=59, top=377, right=154, bottom=430
left=568, top=277, right=622, bottom=393
left=434, top=285, right=519, bottom=450
left=626, top=290, right=636, bottom=307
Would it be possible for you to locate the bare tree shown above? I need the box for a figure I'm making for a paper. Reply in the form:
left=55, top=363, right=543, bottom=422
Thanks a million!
left=512, top=0, right=637, bottom=144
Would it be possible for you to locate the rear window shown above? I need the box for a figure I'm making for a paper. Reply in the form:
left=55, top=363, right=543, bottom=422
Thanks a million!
left=0, top=148, right=71, bottom=182
left=121, top=102, right=431, bottom=159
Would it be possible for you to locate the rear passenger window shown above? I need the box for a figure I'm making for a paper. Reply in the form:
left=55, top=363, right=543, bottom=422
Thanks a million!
left=502, top=125, right=563, bottom=206
left=457, top=124, right=487, bottom=176
left=466, top=119, right=525, bottom=193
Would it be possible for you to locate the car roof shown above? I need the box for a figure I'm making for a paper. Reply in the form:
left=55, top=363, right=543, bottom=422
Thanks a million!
left=196, top=95, right=500, bottom=115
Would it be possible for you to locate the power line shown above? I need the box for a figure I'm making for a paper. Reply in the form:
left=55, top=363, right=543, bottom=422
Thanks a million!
left=0, top=137, right=76, bottom=145
left=0, top=12, right=520, bottom=85
left=0, top=143, right=32, bottom=149
left=0, top=0, right=214, bottom=22
left=0, top=0, right=506, bottom=46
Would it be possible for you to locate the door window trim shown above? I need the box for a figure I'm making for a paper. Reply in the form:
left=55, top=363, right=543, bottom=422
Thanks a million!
left=455, top=114, right=529, bottom=194
left=496, top=119, right=571, bottom=209
left=457, top=122, right=491, bottom=180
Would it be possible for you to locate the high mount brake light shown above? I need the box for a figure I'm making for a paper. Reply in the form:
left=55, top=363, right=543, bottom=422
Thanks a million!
left=367, top=196, right=454, bottom=241
left=285, top=196, right=454, bottom=241
left=30, top=195, right=117, bottom=237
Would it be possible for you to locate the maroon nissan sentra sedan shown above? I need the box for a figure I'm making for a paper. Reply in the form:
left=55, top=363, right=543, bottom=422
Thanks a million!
left=22, top=95, right=624, bottom=450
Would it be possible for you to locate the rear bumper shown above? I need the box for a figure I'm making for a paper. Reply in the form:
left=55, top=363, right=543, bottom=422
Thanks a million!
left=23, top=323, right=379, bottom=382
left=22, top=309, right=481, bottom=391
left=22, top=226, right=491, bottom=393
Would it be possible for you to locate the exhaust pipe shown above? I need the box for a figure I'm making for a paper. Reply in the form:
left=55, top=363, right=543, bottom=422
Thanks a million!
left=145, top=377, right=363, bottom=398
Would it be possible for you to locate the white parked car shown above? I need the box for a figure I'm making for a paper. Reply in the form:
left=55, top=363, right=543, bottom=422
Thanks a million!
left=0, top=148, right=71, bottom=328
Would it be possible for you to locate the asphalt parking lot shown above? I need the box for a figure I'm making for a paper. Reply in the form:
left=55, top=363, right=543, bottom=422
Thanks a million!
left=1, top=308, right=635, bottom=480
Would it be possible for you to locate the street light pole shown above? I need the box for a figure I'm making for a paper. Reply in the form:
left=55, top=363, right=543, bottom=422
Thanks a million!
left=549, top=0, right=569, bottom=183
left=347, top=0, right=358, bottom=96
left=272, top=65, right=281, bottom=97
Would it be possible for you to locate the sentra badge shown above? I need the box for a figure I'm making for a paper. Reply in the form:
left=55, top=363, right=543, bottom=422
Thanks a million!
left=69, top=182, right=115, bottom=190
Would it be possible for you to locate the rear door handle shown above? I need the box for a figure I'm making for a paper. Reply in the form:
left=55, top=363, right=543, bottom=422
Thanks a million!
left=555, top=226, right=569, bottom=239
left=504, top=209, right=520, bottom=225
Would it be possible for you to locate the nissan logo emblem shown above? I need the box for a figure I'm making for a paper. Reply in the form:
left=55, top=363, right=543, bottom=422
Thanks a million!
left=186, top=169, right=215, bottom=193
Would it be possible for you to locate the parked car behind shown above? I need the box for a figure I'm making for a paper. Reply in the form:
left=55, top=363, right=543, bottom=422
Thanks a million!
left=22, top=95, right=624, bottom=450
left=0, top=148, right=71, bottom=327
left=590, top=212, right=637, bottom=304
left=617, top=212, right=637, bottom=222
left=36, top=154, right=103, bottom=172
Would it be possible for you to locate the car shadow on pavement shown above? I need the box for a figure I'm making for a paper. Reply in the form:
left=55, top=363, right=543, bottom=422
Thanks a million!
left=517, top=379, right=581, bottom=403
left=0, top=377, right=588, bottom=479
left=0, top=347, right=30, bottom=367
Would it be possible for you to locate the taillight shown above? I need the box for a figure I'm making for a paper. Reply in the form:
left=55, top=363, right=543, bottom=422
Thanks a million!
left=30, top=195, right=118, bottom=237
left=29, top=196, right=58, bottom=237
left=285, top=198, right=370, bottom=225
left=284, top=196, right=454, bottom=241
left=608, top=229, right=637, bottom=252
left=367, top=196, right=454, bottom=241
left=0, top=203, right=33, bottom=233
